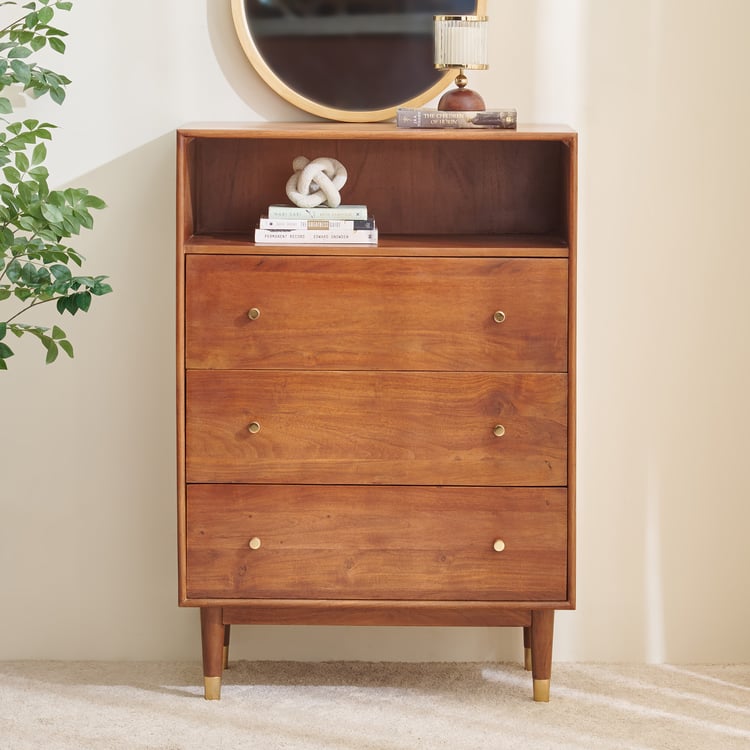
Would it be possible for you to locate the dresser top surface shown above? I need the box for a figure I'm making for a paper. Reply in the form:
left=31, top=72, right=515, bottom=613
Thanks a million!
left=177, top=122, right=576, bottom=142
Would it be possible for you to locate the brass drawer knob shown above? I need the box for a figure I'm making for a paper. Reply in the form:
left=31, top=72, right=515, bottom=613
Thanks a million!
left=493, top=424, right=506, bottom=437
left=247, top=307, right=261, bottom=320
left=248, top=537, right=262, bottom=550
left=493, top=311, right=506, bottom=323
left=247, top=421, right=261, bottom=434
left=493, top=539, right=506, bottom=553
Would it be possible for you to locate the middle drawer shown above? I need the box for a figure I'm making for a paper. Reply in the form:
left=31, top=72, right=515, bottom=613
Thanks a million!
left=186, top=370, right=567, bottom=485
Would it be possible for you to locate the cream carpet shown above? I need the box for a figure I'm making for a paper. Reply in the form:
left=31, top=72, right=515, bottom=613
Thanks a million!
left=0, top=661, right=748, bottom=749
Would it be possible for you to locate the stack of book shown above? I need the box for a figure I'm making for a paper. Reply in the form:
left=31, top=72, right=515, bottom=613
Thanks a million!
left=254, top=204, right=377, bottom=245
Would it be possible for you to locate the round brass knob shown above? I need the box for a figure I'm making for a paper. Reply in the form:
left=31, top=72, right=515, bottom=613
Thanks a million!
left=247, top=307, right=261, bottom=320
left=493, top=424, right=506, bottom=437
left=248, top=537, right=262, bottom=550
left=248, top=421, right=261, bottom=434
left=493, top=311, right=506, bottom=323
left=493, top=539, right=506, bottom=553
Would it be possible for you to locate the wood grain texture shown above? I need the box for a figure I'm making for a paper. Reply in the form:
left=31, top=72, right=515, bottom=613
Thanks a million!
left=185, top=371, right=567, bottom=485
left=185, top=256, right=568, bottom=372
left=223, top=602, right=534, bottom=627
left=186, top=485, right=567, bottom=601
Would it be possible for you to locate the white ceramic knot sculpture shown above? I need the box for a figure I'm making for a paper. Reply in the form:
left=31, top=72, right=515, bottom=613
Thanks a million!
left=285, top=156, right=348, bottom=208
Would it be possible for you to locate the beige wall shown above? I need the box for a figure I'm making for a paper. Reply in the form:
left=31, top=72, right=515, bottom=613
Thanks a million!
left=1, top=0, right=748, bottom=664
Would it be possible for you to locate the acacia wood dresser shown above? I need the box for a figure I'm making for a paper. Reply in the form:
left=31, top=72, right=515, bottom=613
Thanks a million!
left=176, top=122, right=577, bottom=701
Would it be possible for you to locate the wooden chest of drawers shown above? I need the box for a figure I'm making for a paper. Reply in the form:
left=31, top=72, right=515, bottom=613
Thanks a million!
left=176, top=123, right=577, bottom=701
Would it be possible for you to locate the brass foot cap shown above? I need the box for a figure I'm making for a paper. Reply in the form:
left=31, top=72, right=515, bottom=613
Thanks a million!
left=204, top=676, right=221, bottom=701
left=533, top=679, right=550, bottom=702
left=524, top=647, right=533, bottom=671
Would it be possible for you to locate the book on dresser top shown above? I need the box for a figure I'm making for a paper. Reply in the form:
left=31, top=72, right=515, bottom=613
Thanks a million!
left=266, top=203, right=369, bottom=220
left=259, top=216, right=375, bottom=231
left=396, top=107, right=517, bottom=129
left=254, top=225, right=378, bottom=245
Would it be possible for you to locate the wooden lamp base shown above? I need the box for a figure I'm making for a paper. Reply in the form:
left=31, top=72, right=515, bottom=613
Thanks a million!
left=437, top=87, right=486, bottom=111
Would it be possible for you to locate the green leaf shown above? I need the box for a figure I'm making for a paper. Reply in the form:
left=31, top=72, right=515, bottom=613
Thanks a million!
left=29, top=164, right=48, bottom=178
left=10, top=59, right=31, bottom=84
left=49, top=85, right=65, bottom=104
left=17, top=180, right=33, bottom=203
left=31, top=142, right=46, bottom=165
left=0, top=321, right=5, bottom=339
left=48, top=36, right=65, bottom=54
left=3, top=166, right=21, bottom=183
left=15, top=151, right=29, bottom=172
left=75, top=291, right=91, bottom=311
left=0, top=97, right=12, bottom=114
left=75, top=210, right=93, bottom=230
left=41, top=202, right=63, bottom=223
left=51, top=324, right=65, bottom=339
left=0, top=287, right=11, bottom=301
left=21, top=261, right=37, bottom=283
left=0, top=341, right=14, bottom=359
left=59, top=339, right=73, bottom=358
left=38, top=6, right=53, bottom=23
left=57, top=295, right=77, bottom=315
left=6, top=258, right=21, bottom=282
left=8, top=45, right=32, bottom=59
left=14, top=286, right=33, bottom=301
left=50, top=263, right=71, bottom=280
left=83, top=194, right=106, bottom=210
left=44, top=338, right=58, bottom=364
left=18, top=216, right=39, bottom=232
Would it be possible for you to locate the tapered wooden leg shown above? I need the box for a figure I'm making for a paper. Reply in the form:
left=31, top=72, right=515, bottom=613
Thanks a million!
left=223, top=624, right=231, bottom=670
left=530, top=609, right=554, bottom=702
left=523, top=626, right=532, bottom=671
left=200, top=607, right=224, bottom=700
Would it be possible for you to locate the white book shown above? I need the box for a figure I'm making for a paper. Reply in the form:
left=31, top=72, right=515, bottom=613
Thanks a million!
left=267, top=204, right=369, bottom=220
left=259, top=217, right=375, bottom=231
left=254, top=227, right=378, bottom=245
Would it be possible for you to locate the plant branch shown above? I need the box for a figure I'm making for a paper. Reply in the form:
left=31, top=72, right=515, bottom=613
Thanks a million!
left=2, top=293, right=56, bottom=324
left=0, top=13, right=25, bottom=38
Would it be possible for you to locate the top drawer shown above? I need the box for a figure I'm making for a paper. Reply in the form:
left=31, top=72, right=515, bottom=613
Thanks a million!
left=185, top=256, right=568, bottom=371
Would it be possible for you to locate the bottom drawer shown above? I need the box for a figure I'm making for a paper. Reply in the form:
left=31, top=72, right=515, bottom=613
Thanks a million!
left=186, top=485, right=568, bottom=602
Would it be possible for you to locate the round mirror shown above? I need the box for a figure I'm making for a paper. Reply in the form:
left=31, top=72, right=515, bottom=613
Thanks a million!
left=231, top=0, right=485, bottom=122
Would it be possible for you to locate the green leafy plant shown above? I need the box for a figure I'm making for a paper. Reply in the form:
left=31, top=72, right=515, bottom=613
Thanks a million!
left=0, top=0, right=110, bottom=369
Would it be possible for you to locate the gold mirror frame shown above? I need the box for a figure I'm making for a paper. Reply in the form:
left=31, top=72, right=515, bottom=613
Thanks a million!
left=231, top=0, right=486, bottom=123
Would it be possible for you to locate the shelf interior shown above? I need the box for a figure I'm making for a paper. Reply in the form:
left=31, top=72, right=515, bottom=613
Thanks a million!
left=182, top=137, right=574, bottom=246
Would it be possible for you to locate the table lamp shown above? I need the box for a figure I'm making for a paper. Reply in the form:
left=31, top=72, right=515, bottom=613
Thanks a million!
left=434, top=15, right=489, bottom=111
